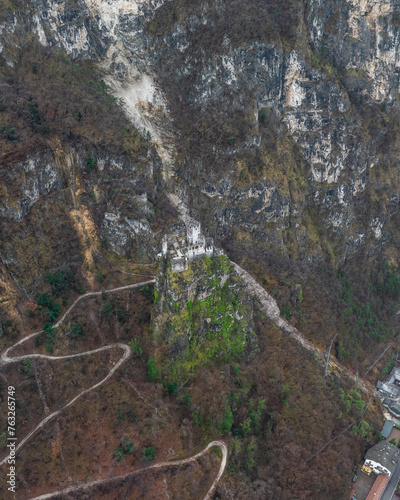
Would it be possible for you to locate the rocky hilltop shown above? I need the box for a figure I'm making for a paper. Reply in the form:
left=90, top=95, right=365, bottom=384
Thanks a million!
left=153, top=253, right=258, bottom=384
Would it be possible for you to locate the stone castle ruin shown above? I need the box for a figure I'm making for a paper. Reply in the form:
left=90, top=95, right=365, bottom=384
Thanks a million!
left=160, top=218, right=220, bottom=272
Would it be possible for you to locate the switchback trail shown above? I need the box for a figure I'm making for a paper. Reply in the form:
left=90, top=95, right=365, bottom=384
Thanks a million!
left=0, top=256, right=376, bottom=496
left=28, top=440, right=228, bottom=500
left=0, top=280, right=155, bottom=465
left=0, top=343, right=130, bottom=467
left=0, top=279, right=227, bottom=500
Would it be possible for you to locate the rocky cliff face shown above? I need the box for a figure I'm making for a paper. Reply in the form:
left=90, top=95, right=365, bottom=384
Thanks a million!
left=2, top=0, right=400, bottom=268
left=307, top=0, right=400, bottom=102
left=145, top=0, right=400, bottom=264
left=1, top=0, right=399, bottom=394
left=0, top=18, right=173, bottom=325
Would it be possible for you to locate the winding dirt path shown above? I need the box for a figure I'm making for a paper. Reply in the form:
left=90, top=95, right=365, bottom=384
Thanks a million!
left=231, top=261, right=374, bottom=393
left=0, top=343, right=131, bottom=467
left=1, top=280, right=156, bottom=368
left=231, top=262, right=324, bottom=357
left=1, top=257, right=371, bottom=497
left=0, top=281, right=156, bottom=467
left=0, top=279, right=227, bottom=499
left=28, top=440, right=227, bottom=500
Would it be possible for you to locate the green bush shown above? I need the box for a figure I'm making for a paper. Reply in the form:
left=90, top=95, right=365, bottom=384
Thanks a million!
left=96, top=270, right=105, bottom=283
left=164, top=382, right=178, bottom=394
left=192, top=412, right=202, bottom=426
left=22, top=359, right=32, bottom=376
left=37, top=293, right=61, bottom=322
left=71, top=321, right=83, bottom=338
left=221, top=406, right=234, bottom=434
left=358, top=420, right=372, bottom=439
left=143, top=447, right=155, bottom=460
left=147, top=357, right=159, bottom=381
left=339, top=388, right=365, bottom=414
left=37, top=293, right=52, bottom=307
left=29, top=98, right=41, bottom=126
left=44, top=340, right=54, bottom=352
left=34, top=333, right=44, bottom=347
left=113, top=447, right=125, bottom=462
left=373, top=261, right=400, bottom=300
left=129, top=410, right=138, bottom=422
left=240, top=418, right=252, bottom=437
left=338, top=341, right=351, bottom=363
left=182, top=394, right=192, bottom=405
left=2, top=124, right=16, bottom=141
left=382, top=353, right=396, bottom=376
left=281, top=305, right=291, bottom=319
left=245, top=439, right=256, bottom=469
left=87, top=156, right=95, bottom=168
left=280, top=385, right=290, bottom=407
left=102, top=300, right=115, bottom=316
left=45, top=270, right=76, bottom=296
left=140, top=285, right=152, bottom=297
left=117, top=306, right=128, bottom=325
left=122, top=438, right=134, bottom=454
left=128, top=338, right=143, bottom=357
left=44, top=323, right=56, bottom=339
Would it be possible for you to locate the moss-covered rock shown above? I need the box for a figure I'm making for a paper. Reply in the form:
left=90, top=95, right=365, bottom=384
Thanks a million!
left=153, top=255, right=258, bottom=384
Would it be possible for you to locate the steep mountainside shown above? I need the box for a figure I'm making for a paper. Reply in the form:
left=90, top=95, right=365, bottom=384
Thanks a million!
left=147, top=0, right=400, bottom=263
left=2, top=1, right=400, bottom=264
left=1, top=1, right=400, bottom=499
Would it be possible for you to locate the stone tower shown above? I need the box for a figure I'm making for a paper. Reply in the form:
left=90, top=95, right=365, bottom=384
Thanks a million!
left=162, top=235, right=168, bottom=256
left=187, top=220, right=201, bottom=245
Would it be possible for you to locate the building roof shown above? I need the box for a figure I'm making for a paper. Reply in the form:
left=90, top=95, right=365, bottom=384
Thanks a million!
left=365, top=474, right=389, bottom=500
left=383, top=399, right=400, bottom=418
left=382, top=421, right=395, bottom=439
left=365, top=442, right=400, bottom=475
left=377, top=366, right=400, bottom=398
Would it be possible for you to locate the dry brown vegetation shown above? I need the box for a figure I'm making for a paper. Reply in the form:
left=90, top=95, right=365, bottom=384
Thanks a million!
left=223, top=240, right=400, bottom=381
left=0, top=281, right=381, bottom=500
left=147, top=0, right=303, bottom=52
left=0, top=40, right=147, bottom=164
left=0, top=2, right=397, bottom=498
left=0, top=38, right=177, bottom=322
left=145, top=0, right=307, bottom=185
